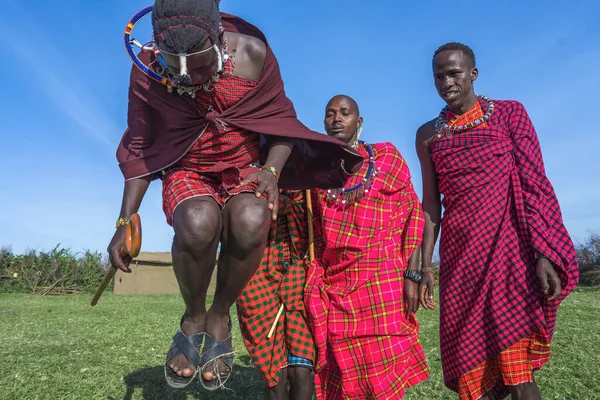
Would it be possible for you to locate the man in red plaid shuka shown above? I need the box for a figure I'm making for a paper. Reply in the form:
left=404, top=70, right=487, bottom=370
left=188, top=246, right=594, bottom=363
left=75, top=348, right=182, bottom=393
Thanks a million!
left=305, top=95, right=430, bottom=399
left=416, top=42, right=579, bottom=400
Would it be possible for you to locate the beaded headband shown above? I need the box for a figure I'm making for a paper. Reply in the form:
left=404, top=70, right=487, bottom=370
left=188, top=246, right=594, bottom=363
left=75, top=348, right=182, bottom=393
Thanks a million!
left=124, top=5, right=223, bottom=89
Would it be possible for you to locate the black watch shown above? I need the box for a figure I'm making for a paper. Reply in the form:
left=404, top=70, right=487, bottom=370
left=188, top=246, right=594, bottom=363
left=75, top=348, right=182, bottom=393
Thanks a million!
left=404, top=269, right=422, bottom=283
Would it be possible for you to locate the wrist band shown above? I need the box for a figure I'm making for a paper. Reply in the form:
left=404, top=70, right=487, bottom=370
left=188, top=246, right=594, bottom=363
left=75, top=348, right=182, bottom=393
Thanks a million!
left=261, top=166, right=279, bottom=182
left=116, top=217, right=131, bottom=229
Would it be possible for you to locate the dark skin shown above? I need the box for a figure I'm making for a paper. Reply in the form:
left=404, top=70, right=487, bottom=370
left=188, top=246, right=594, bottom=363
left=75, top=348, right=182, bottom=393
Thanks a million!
left=108, top=30, right=293, bottom=384
left=416, top=49, right=558, bottom=400
left=324, top=95, right=422, bottom=316
left=267, top=367, right=313, bottom=400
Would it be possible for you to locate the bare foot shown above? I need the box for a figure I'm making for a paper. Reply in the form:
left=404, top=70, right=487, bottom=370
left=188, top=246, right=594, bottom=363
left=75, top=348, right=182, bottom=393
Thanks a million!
left=166, top=314, right=206, bottom=377
left=200, top=310, right=232, bottom=382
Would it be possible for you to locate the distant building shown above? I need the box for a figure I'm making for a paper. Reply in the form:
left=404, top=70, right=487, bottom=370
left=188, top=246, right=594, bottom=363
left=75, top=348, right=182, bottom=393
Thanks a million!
left=114, top=252, right=218, bottom=295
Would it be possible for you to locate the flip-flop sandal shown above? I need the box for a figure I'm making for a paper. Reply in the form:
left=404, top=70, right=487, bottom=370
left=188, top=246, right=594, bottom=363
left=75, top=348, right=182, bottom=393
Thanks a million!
left=164, top=327, right=206, bottom=389
left=199, top=320, right=234, bottom=391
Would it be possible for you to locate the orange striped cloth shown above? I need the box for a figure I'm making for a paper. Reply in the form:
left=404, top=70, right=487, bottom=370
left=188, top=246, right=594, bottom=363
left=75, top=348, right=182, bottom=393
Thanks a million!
left=444, top=99, right=488, bottom=131
left=457, top=331, right=550, bottom=400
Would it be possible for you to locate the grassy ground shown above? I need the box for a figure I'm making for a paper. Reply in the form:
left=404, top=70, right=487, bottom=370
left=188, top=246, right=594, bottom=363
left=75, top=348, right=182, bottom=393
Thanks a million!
left=0, top=288, right=598, bottom=400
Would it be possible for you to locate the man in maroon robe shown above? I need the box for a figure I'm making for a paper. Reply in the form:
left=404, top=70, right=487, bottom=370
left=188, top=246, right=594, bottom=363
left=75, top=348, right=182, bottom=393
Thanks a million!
left=107, top=0, right=361, bottom=391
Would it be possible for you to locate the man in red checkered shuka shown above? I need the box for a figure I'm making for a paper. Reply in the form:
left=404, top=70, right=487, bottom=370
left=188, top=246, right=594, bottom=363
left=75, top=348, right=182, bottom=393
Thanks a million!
left=415, top=42, right=579, bottom=400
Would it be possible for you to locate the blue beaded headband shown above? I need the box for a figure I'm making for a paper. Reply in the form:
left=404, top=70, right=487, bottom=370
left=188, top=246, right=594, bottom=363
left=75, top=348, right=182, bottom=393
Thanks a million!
left=124, top=5, right=173, bottom=87
left=124, top=5, right=224, bottom=90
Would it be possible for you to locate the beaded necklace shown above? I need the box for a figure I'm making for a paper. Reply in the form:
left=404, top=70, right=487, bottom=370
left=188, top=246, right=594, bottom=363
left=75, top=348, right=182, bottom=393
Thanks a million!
left=435, top=95, right=494, bottom=138
left=324, top=141, right=379, bottom=206
left=155, top=36, right=231, bottom=98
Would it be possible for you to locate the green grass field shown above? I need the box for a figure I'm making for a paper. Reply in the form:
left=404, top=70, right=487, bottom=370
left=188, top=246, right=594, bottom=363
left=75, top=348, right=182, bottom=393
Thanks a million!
left=1, top=288, right=598, bottom=400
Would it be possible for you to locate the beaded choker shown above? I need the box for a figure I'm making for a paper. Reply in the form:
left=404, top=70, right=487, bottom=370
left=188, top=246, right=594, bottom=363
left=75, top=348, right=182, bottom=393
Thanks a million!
left=158, top=41, right=230, bottom=97
left=435, top=95, right=494, bottom=138
left=324, top=141, right=379, bottom=206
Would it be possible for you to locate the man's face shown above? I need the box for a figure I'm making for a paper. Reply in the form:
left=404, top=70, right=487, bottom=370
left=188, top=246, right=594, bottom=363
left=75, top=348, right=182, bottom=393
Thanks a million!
left=433, top=50, right=478, bottom=110
left=161, top=41, right=218, bottom=86
left=324, top=96, right=363, bottom=144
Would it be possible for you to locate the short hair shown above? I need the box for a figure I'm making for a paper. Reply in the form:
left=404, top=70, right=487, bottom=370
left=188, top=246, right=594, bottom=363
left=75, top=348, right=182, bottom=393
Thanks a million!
left=433, top=42, right=476, bottom=67
left=152, top=0, right=221, bottom=54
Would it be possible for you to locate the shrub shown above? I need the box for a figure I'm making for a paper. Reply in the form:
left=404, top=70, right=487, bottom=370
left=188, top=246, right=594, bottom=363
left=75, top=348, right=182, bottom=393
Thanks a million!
left=576, top=232, right=600, bottom=286
left=0, top=245, right=111, bottom=293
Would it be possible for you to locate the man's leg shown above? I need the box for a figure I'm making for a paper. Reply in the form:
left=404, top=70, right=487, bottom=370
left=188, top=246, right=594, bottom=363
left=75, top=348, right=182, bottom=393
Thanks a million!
left=202, top=193, right=271, bottom=381
left=265, top=367, right=313, bottom=400
left=499, top=336, right=542, bottom=400
left=287, top=367, right=314, bottom=400
left=457, top=359, right=498, bottom=400
left=167, top=197, right=222, bottom=377
left=267, top=368, right=289, bottom=400
left=508, top=380, right=541, bottom=400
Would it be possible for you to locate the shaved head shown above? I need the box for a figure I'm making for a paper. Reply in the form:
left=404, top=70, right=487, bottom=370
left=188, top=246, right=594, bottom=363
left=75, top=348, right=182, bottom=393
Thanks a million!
left=324, top=95, right=363, bottom=144
left=326, top=95, right=360, bottom=116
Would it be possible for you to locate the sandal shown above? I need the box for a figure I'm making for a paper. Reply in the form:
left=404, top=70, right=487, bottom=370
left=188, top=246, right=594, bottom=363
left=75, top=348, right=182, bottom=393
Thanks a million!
left=199, top=319, right=234, bottom=391
left=164, top=321, right=206, bottom=389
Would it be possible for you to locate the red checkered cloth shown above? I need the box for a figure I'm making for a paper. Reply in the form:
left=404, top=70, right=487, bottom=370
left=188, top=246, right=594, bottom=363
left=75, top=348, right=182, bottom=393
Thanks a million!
left=457, top=331, right=550, bottom=400
left=429, top=99, right=579, bottom=396
left=162, top=60, right=261, bottom=225
left=305, top=142, right=429, bottom=399
left=236, top=190, right=315, bottom=387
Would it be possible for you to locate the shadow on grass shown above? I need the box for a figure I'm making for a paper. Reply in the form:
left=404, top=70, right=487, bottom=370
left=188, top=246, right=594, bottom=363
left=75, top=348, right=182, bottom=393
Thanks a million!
left=118, top=356, right=264, bottom=400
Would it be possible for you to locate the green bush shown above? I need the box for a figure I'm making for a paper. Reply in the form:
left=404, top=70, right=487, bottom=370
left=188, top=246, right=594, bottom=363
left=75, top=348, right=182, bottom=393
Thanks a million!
left=0, top=245, right=111, bottom=293
left=576, top=232, right=600, bottom=286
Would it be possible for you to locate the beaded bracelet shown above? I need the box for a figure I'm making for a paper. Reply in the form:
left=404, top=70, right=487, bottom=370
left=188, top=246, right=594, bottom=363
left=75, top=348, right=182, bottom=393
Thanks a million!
left=261, top=166, right=279, bottom=182
left=115, top=217, right=131, bottom=229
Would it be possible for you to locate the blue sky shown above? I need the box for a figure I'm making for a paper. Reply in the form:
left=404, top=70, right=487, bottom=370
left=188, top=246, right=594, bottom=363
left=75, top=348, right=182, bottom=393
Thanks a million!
left=1, top=0, right=598, bottom=255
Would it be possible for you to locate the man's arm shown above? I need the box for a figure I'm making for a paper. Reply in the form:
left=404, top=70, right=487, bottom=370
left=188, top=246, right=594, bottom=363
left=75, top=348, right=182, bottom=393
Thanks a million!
left=228, top=32, right=267, bottom=82
left=507, top=101, right=564, bottom=300
left=242, top=137, right=293, bottom=220
left=416, top=123, right=441, bottom=270
left=110, top=66, right=154, bottom=272
left=107, top=177, right=150, bottom=272
left=415, top=122, right=440, bottom=309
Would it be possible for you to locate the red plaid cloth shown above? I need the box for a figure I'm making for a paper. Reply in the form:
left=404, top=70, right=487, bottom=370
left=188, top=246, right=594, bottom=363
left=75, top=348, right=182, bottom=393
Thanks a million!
left=457, top=331, right=550, bottom=400
left=162, top=60, right=261, bottom=225
left=236, top=191, right=315, bottom=387
left=430, top=99, right=579, bottom=395
left=305, top=142, right=429, bottom=399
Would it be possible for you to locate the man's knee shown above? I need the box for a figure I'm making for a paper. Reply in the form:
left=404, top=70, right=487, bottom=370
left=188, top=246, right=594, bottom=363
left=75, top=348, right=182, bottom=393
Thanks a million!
left=287, top=366, right=313, bottom=385
left=226, top=198, right=270, bottom=249
left=173, top=199, right=221, bottom=252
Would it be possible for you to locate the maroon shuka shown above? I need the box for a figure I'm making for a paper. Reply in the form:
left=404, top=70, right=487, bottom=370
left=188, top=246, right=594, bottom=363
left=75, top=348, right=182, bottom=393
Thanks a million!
left=429, top=99, right=579, bottom=393
left=116, top=13, right=363, bottom=189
